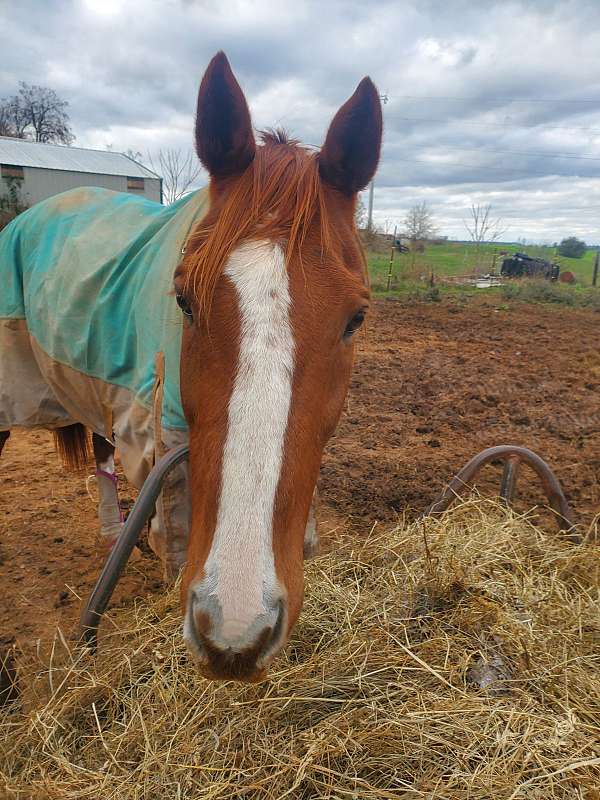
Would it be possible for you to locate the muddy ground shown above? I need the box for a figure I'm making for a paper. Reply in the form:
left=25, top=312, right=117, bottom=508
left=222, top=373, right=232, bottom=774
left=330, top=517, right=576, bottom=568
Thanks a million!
left=1, top=296, right=599, bottom=647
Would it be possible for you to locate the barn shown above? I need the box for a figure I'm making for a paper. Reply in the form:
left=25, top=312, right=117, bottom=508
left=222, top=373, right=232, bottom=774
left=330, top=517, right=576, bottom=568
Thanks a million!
left=0, top=137, right=162, bottom=207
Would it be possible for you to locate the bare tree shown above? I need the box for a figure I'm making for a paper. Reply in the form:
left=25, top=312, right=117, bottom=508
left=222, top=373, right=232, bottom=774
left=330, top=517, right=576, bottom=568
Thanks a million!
left=0, top=95, right=28, bottom=138
left=463, top=203, right=507, bottom=271
left=124, top=148, right=144, bottom=163
left=464, top=203, right=506, bottom=247
left=403, top=201, right=437, bottom=247
left=354, top=195, right=367, bottom=229
left=105, top=145, right=144, bottom=163
left=147, top=148, right=202, bottom=205
left=0, top=103, right=13, bottom=137
left=0, top=83, right=74, bottom=144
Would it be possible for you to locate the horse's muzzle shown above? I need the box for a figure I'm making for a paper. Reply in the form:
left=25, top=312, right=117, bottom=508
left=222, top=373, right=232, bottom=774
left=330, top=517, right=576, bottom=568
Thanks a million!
left=183, top=592, right=286, bottom=681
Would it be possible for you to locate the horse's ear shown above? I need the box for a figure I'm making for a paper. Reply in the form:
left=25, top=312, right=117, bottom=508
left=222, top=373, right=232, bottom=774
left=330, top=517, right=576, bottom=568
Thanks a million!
left=319, top=77, right=382, bottom=195
left=195, top=51, right=256, bottom=179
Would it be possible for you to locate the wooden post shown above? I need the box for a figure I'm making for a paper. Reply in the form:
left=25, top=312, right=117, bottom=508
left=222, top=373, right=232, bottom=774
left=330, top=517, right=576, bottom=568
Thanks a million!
left=593, top=251, right=599, bottom=287
left=386, top=225, right=397, bottom=292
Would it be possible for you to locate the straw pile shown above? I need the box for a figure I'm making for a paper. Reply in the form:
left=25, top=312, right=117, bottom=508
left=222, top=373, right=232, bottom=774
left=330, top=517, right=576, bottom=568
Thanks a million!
left=1, top=501, right=599, bottom=799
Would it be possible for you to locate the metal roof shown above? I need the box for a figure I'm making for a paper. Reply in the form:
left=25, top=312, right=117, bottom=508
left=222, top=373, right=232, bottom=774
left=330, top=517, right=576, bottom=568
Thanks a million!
left=0, top=137, right=160, bottom=180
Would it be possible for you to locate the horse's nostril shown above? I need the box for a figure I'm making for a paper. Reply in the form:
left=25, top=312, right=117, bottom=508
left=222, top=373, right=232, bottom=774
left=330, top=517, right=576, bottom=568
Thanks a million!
left=185, top=592, right=287, bottom=680
left=260, top=598, right=285, bottom=663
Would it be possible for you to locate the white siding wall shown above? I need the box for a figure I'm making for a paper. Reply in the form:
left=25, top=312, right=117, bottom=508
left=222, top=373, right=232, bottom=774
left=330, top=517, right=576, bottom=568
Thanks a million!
left=0, top=166, right=161, bottom=206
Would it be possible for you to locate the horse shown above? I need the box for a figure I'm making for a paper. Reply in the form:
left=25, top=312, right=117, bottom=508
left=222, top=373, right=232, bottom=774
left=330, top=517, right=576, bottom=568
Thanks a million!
left=0, top=52, right=382, bottom=681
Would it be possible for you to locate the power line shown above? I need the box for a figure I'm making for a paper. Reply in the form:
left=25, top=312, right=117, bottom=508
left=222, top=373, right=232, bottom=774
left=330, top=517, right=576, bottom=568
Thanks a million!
left=388, top=94, right=600, bottom=104
left=394, top=115, right=600, bottom=135
left=422, top=143, right=600, bottom=161
left=386, top=154, right=600, bottom=178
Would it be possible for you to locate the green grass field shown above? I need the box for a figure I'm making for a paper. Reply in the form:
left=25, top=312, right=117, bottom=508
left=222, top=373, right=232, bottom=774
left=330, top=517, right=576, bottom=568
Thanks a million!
left=367, top=241, right=599, bottom=289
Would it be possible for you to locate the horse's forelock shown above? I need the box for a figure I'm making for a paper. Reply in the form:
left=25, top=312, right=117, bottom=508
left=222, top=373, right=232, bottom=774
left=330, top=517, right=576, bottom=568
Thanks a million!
left=182, top=139, right=336, bottom=315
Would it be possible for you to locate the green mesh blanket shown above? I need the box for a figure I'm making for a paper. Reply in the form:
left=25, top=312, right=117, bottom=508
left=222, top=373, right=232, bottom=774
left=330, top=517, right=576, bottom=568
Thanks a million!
left=0, top=186, right=209, bottom=431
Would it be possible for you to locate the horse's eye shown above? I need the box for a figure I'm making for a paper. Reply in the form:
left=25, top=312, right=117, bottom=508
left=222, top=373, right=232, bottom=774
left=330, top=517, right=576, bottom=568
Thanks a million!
left=176, top=293, right=193, bottom=319
left=344, top=310, right=366, bottom=339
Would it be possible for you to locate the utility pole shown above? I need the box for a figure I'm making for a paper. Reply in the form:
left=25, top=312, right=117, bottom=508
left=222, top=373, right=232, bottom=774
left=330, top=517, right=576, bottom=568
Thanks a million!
left=366, top=93, right=388, bottom=233
left=367, top=180, right=375, bottom=232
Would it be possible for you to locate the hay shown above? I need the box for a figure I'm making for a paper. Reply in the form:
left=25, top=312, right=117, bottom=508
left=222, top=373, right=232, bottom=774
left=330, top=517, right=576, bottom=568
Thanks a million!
left=1, top=501, right=599, bottom=799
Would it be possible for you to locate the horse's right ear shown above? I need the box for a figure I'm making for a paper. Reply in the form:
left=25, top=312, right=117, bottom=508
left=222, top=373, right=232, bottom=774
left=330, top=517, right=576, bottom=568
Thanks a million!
left=195, top=52, right=256, bottom=179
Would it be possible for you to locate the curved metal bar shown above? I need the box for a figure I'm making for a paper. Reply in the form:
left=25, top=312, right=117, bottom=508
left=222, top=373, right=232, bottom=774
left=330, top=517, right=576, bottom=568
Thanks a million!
left=79, top=442, right=577, bottom=651
left=499, top=455, right=520, bottom=504
left=426, top=445, right=577, bottom=538
left=78, top=444, right=190, bottom=650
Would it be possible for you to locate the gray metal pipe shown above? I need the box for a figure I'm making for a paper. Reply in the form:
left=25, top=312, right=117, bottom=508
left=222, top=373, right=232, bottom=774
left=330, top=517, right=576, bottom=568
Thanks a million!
left=78, top=444, right=190, bottom=650
left=426, top=444, right=577, bottom=538
left=79, top=442, right=579, bottom=652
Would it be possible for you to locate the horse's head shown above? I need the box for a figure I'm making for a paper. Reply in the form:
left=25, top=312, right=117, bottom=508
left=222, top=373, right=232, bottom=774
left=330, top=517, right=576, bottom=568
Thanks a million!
left=176, top=52, right=382, bottom=681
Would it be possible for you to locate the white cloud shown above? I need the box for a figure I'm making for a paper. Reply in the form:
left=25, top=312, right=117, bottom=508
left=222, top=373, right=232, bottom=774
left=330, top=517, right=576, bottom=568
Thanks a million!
left=1, top=0, right=599, bottom=242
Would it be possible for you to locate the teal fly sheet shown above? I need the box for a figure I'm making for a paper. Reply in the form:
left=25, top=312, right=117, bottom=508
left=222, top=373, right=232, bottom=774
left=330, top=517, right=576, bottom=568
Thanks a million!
left=0, top=185, right=209, bottom=576
left=0, top=185, right=209, bottom=433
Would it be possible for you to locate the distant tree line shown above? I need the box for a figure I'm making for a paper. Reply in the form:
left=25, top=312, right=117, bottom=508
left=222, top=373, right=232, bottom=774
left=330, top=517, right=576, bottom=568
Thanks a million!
left=0, top=83, right=74, bottom=144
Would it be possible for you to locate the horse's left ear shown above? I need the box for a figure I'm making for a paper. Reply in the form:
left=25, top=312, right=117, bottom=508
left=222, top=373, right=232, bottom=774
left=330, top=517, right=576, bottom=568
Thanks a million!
left=195, top=51, right=256, bottom=179
left=319, top=77, right=382, bottom=195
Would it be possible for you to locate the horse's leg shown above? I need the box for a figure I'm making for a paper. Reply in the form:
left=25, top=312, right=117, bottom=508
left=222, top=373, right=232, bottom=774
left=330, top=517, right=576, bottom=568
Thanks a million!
left=136, top=426, right=190, bottom=583
left=0, top=430, right=10, bottom=458
left=92, top=432, right=142, bottom=559
left=303, top=489, right=320, bottom=559
left=149, top=463, right=190, bottom=582
left=92, top=433, right=124, bottom=545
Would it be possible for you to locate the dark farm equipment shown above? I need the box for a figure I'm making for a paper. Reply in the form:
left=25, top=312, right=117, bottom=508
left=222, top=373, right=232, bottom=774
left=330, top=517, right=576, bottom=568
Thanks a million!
left=501, top=251, right=560, bottom=281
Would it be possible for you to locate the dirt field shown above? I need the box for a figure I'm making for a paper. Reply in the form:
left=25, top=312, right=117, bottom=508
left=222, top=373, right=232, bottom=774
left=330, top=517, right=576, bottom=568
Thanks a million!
left=1, top=296, right=599, bottom=649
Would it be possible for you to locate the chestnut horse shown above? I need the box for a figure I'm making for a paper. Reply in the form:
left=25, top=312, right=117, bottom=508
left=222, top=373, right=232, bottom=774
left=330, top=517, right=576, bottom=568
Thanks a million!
left=0, top=52, right=382, bottom=681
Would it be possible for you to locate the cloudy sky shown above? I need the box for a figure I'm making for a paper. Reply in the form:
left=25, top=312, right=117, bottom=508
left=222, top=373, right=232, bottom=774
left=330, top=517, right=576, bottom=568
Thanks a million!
left=2, top=0, right=600, bottom=242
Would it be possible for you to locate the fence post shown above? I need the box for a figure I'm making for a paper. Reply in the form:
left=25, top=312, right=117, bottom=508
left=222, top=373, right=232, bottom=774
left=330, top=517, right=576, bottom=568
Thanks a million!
left=593, top=251, right=599, bottom=287
left=386, top=225, right=397, bottom=292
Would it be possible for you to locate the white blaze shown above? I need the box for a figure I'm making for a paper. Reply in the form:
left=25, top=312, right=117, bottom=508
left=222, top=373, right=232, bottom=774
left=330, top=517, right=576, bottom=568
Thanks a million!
left=200, top=240, right=294, bottom=648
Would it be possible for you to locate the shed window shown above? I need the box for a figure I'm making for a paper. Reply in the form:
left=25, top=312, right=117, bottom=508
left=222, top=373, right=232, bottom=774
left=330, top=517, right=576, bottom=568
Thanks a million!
left=1, top=164, right=24, bottom=179
left=127, top=176, right=145, bottom=191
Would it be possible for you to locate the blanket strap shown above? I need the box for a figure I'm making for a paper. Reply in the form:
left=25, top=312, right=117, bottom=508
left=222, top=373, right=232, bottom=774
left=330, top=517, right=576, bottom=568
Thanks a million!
left=102, top=404, right=114, bottom=443
left=153, top=351, right=166, bottom=461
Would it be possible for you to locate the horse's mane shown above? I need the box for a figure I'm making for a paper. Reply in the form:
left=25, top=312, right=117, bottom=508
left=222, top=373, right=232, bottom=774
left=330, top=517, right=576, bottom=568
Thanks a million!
left=183, top=130, right=336, bottom=314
